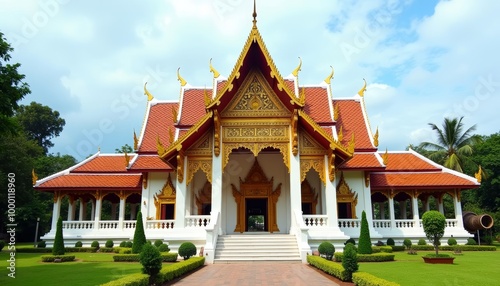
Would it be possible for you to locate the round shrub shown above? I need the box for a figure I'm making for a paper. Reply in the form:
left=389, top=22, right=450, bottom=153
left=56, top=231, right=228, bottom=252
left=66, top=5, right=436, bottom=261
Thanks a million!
left=386, top=238, right=395, bottom=246
left=342, top=243, right=359, bottom=282
left=345, top=238, right=356, bottom=245
left=125, top=241, right=133, bottom=248
left=157, top=244, right=169, bottom=252
left=119, top=241, right=127, bottom=247
left=418, top=239, right=427, bottom=245
left=91, top=240, right=100, bottom=248
left=447, top=237, right=457, bottom=246
left=154, top=240, right=163, bottom=247
left=403, top=239, right=412, bottom=249
left=38, top=241, right=46, bottom=248
left=75, top=241, right=83, bottom=248
left=466, top=238, right=477, bottom=245
left=178, top=242, right=197, bottom=260
left=105, top=240, right=114, bottom=248
left=318, top=242, right=335, bottom=260
left=139, top=243, right=162, bottom=284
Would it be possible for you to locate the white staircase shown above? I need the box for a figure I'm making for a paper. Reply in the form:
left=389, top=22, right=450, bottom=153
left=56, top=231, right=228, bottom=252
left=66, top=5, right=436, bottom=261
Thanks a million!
left=214, top=234, right=301, bottom=263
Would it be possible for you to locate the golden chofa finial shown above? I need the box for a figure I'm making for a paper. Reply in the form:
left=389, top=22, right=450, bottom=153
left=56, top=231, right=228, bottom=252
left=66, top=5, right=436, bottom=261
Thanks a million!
left=292, top=57, right=302, bottom=77
left=358, top=78, right=367, bottom=97
left=32, top=169, right=38, bottom=185
left=252, top=0, right=257, bottom=27
left=171, top=106, right=178, bottom=123
left=124, top=152, right=130, bottom=167
left=209, top=58, right=220, bottom=78
left=347, top=133, right=355, bottom=154
left=337, top=125, right=343, bottom=142
left=475, top=165, right=483, bottom=183
left=133, top=130, right=139, bottom=150
left=324, top=66, right=334, bottom=84
left=333, top=103, right=339, bottom=121
left=177, top=67, right=187, bottom=87
left=373, top=127, right=379, bottom=147
left=381, top=148, right=389, bottom=165
left=144, top=82, right=154, bottom=101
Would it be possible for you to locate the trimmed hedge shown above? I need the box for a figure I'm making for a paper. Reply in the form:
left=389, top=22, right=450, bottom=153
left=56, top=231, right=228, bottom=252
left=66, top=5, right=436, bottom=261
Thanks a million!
left=352, top=272, right=400, bottom=286
left=113, top=253, right=178, bottom=262
left=372, top=246, right=393, bottom=253
left=411, top=245, right=496, bottom=251
left=41, top=255, right=76, bottom=262
left=99, top=247, right=115, bottom=253
left=334, top=252, right=395, bottom=262
left=16, top=248, right=52, bottom=253
left=391, top=246, right=405, bottom=252
left=101, top=257, right=205, bottom=286
left=65, top=247, right=98, bottom=253
left=100, top=273, right=149, bottom=286
left=307, top=255, right=349, bottom=281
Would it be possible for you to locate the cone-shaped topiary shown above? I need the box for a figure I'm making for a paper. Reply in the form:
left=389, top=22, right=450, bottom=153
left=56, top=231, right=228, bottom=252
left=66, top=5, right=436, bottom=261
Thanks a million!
left=132, top=211, right=147, bottom=254
left=357, top=211, right=372, bottom=254
left=342, top=243, right=359, bottom=282
left=140, top=243, right=163, bottom=284
left=318, top=242, right=335, bottom=260
left=178, top=242, right=197, bottom=260
left=52, top=216, right=65, bottom=255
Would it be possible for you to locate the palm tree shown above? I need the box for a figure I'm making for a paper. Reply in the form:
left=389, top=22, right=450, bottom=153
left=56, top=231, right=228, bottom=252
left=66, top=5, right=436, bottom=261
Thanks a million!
left=418, top=117, right=482, bottom=173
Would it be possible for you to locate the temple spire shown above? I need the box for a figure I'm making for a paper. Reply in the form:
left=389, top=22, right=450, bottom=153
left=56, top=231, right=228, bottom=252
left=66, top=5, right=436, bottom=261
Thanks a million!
left=252, top=0, right=257, bottom=27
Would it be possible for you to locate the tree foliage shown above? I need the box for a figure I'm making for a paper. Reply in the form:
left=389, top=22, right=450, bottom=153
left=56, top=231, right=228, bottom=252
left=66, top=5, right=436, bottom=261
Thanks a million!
left=52, top=216, right=65, bottom=255
left=342, top=243, right=358, bottom=282
left=115, top=144, right=133, bottom=154
left=139, top=243, right=163, bottom=284
left=178, top=242, right=197, bottom=260
left=422, top=210, right=446, bottom=255
left=358, top=211, right=372, bottom=254
left=132, top=211, right=147, bottom=254
left=15, top=101, right=65, bottom=154
left=0, top=32, right=30, bottom=135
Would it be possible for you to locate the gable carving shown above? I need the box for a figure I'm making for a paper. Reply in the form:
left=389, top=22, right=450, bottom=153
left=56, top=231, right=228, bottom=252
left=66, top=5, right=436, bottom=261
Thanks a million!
left=186, top=130, right=212, bottom=156
left=299, top=129, right=327, bottom=156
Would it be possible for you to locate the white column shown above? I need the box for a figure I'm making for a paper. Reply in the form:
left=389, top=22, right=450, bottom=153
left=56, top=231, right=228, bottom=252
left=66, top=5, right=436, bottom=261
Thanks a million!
left=211, top=148, right=223, bottom=229
left=67, top=197, right=76, bottom=221
left=90, top=200, right=96, bottom=221
left=79, top=200, right=86, bottom=221
left=289, top=150, right=302, bottom=233
left=379, top=202, right=385, bottom=219
left=400, top=201, right=407, bottom=219
left=389, top=197, right=395, bottom=228
left=118, top=196, right=125, bottom=229
left=323, top=155, right=339, bottom=228
left=412, top=195, right=420, bottom=227
left=51, top=194, right=62, bottom=232
left=94, top=196, right=102, bottom=229
left=111, top=203, right=118, bottom=220
left=175, top=157, right=187, bottom=228
left=454, top=190, right=464, bottom=228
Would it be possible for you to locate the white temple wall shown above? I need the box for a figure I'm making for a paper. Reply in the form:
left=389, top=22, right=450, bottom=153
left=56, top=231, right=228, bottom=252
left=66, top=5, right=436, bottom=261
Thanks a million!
left=343, top=171, right=371, bottom=219
left=305, top=169, right=323, bottom=214
left=145, top=171, right=171, bottom=219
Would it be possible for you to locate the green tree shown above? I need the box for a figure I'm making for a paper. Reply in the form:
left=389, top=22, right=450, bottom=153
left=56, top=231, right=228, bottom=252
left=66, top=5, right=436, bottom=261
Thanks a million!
left=418, top=117, right=481, bottom=172
left=52, top=216, right=65, bottom=255
left=357, top=211, right=372, bottom=254
left=132, top=211, right=147, bottom=254
left=139, top=243, right=162, bottom=284
left=115, top=144, right=134, bottom=154
left=422, top=210, right=446, bottom=255
left=15, top=101, right=65, bottom=153
left=0, top=32, right=31, bottom=135
left=342, top=243, right=358, bottom=282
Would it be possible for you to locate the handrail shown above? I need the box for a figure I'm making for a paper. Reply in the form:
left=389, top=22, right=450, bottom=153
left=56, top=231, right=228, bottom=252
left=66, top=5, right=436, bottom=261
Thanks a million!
left=204, top=211, right=220, bottom=264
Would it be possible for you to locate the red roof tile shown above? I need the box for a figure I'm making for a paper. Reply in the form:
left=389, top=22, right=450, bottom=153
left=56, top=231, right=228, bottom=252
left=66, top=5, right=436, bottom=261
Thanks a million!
left=340, top=153, right=384, bottom=170
left=284, top=79, right=295, bottom=94
left=335, top=99, right=374, bottom=150
left=178, top=88, right=211, bottom=126
left=37, top=174, right=142, bottom=190
left=370, top=172, right=478, bottom=190
left=382, top=153, right=441, bottom=172
left=138, top=102, right=178, bottom=153
left=72, top=155, right=128, bottom=173
left=304, top=87, right=332, bottom=123
left=129, top=155, right=171, bottom=171
left=216, top=80, right=227, bottom=94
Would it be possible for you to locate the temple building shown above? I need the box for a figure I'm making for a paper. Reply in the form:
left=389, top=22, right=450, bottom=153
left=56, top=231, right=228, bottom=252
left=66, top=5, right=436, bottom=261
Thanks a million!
left=34, top=11, right=480, bottom=263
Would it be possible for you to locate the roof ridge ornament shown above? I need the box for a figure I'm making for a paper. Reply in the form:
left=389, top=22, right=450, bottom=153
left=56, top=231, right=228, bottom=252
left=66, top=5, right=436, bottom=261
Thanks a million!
left=209, top=58, right=220, bottom=78
left=382, top=148, right=389, bottom=165
left=373, top=127, right=379, bottom=147
left=133, top=130, right=139, bottom=150
left=32, top=169, right=38, bottom=185
left=252, top=0, right=257, bottom=28
left=144, top=82, right=154, bottom=101
left=292, top=57, right=302, bottom=77
left=177, top=67, right=187, bottom=87
left=358, top=78, right=367, bottom=97
left=324, top=66, right=334, bottom=84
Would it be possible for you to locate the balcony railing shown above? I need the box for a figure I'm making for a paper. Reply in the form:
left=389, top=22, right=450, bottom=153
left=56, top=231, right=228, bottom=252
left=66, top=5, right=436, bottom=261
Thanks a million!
left=62, top=221, right=94, bottom=230
left=303, top=215, right=328, bottom=227
left=146, top=220, right=175, bottom=230
left=186, top=215, right=211, bottom=227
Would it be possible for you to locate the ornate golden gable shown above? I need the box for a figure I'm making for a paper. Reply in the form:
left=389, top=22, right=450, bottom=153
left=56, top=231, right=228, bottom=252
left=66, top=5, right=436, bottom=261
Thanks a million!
left=299, top=129, right=327, bottom=156
left=195, top=181, right=212, bottom=215
left=186, top=130, right=212, bottom=156
left=154, top=174, right=176, bottom=219
left=336, top=171, right=358, bottom=218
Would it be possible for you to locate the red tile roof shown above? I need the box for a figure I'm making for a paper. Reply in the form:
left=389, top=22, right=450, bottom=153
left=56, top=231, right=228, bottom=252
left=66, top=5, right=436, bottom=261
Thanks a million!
left=304, top=87, right=332, bottom=124
left=138, top=102, right=178, bottom=153
left=382, top=152, right=441, bottom=172
left=72, top=155, right=128, bottom=173
left=284, top=79, right=295, bottom=93
left=340, top=153, right=384, bottom=170
left=129, top=155, right=171, bottom=171
left=36, top=174, right=142, bottom=190
left=178, top=88, right=211, bottom=126
left=370, top=172, right=478, bottom=190
left=334, top=99, right=375, bottom=151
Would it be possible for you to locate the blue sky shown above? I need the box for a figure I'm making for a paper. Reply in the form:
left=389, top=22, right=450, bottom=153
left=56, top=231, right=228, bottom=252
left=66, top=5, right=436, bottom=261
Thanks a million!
left=1, top=0, right=498, bottom=161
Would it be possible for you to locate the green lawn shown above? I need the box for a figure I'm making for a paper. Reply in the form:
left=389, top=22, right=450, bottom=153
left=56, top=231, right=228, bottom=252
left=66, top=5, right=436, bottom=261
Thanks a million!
left=359, top=250, right=500, bottom=286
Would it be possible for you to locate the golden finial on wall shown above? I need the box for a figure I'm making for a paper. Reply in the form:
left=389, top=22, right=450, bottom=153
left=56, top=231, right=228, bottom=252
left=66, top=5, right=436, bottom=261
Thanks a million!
left=133, top=130, right=139, bottom=150
left=177, top=67, right=187, bottom=87
left=172, top=106, right=178, bottom=123
left=32, top=169, right=38, bottom=185
left=373, top=127, right=379, bottom=147
left=338, top=125, right=343, bottom=142
left=475, top=165, right=483, bottom=183
left=144, top=82, right=154, bottom=101
left=204, top=87, right=211, bottom=107
left=124, top=152, right=130, bottom=167
left=347, top=133, right=355, bottom=154
left=209, top=58, right=220, bottom=78
left=169, top=127, right=174, bottom=144
left=157, top=136, right=166, bottom=156
left=382, top=148, right=389, bottom=165
left=358, top=78, right=367, bottom=97
left=292, top=57, right=302, bottom=77
left=333, top=103, right=339, bottom=121
left=324, top=66, right=334, bottom=84
left=299, top=86, right=306, bottom=105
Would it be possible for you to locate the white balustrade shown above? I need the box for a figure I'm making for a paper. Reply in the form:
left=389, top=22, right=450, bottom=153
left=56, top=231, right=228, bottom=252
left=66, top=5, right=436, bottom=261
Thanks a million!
left=185, top=215, right=211, bottom=227
left=62, top=221, right=94, bottom=230
left=302, top=215, right=328, bottom=227
left=338, top=219, right=361, bottom=228
left=395, top=219, right=414, bottom=228
left=123, top=221, right=136, bottom=229
left=373, top=219, right=392, bottom=228
left=445, top=219, right=458, bottom=228
left=99, top=220, right=119, bottom=229
left=146, top=220, right=175, bottom=230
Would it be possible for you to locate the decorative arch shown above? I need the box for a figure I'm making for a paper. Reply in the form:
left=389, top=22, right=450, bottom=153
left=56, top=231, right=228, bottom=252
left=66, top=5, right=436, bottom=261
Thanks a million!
left=154, top=174, right=176, bottom=220
left=336, top=172, right=358, bottom=219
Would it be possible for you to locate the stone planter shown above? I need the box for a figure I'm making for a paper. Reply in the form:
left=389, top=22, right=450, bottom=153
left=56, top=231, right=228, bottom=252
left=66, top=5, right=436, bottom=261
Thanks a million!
left=422, top=256, right=455, bottom=264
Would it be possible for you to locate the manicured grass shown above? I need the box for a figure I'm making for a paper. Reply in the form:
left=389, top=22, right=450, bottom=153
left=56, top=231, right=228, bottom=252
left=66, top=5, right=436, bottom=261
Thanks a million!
left=359, top=250, right=500, bottom=286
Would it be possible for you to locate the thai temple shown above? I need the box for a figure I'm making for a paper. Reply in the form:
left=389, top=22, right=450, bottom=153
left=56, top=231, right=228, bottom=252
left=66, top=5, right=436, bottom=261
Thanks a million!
left=34, top=7, right=481, bottom=263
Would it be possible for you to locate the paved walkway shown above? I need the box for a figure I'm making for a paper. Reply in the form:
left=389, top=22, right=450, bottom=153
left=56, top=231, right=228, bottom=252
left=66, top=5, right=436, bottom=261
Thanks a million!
left=164, top=262, right=343, bottom=286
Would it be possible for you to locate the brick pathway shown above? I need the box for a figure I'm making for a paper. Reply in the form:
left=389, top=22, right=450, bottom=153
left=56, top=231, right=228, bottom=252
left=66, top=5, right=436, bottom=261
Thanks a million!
left=164, top=262, right=343, bottom=286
